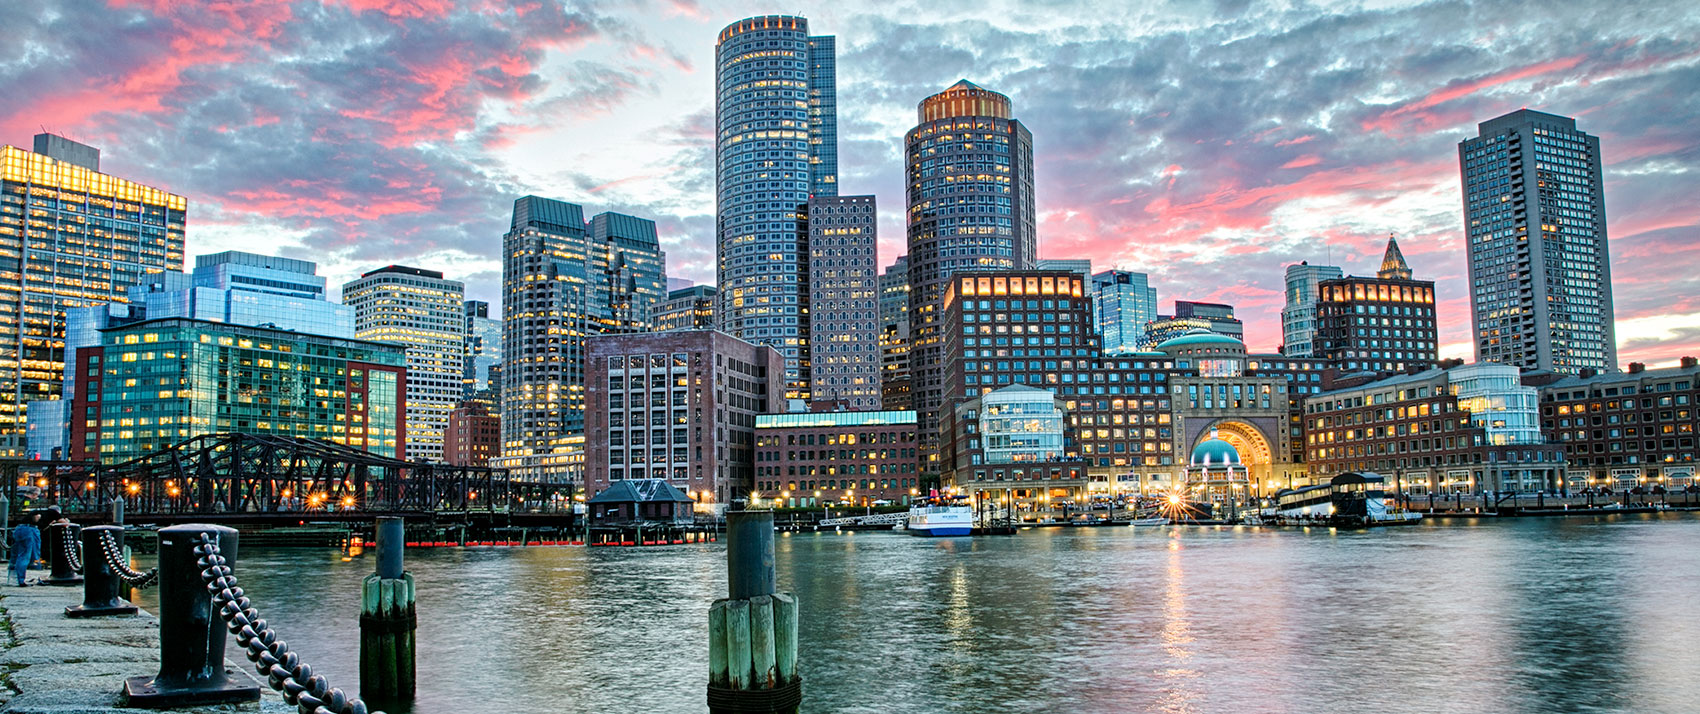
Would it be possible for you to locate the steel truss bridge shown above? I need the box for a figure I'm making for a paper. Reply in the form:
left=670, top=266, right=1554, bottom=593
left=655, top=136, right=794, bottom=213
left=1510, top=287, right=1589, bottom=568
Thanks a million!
left=3, top=433, right=575, bottom=527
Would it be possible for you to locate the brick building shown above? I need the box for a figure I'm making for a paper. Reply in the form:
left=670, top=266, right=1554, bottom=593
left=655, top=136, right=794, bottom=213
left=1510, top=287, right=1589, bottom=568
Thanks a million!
left=584, top=330, right=785, bottom=505
left=754, top=410, right=919, bottom=506
left=1532, top=358, right=1699, bottom=491
left=445, top=400, right=499, bottom=467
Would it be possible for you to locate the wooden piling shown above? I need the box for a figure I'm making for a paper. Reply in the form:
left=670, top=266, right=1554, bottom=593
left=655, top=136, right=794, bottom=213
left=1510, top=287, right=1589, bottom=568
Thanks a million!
left=708, top=599, right=729, bottom=686
left=360, top=517, right=416, bottom=705
left=726, top=598, right=751, bottom=691
left=749, top=595, right=776, bottom=688
left=773, top=593, right=798, bottom=682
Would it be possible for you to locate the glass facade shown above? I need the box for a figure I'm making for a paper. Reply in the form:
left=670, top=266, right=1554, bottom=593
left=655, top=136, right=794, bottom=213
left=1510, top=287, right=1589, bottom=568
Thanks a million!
left=344, top=266, right=466, bottom=462
left=1450, top=363, right=1544, bottom=446
left=1280, top=262, right=1341, bottom=358
left=715, top=15, right=840, bottom=399
left=462, top=299, right=502, bottom=397
left=69, top=318, right=405, bottom=464
left=1093, top=270, right=1158, bottom=355
left=977, top=387, right=1066, bottom=464
left=1, top=138, right=186, bottom=455
left=651, top=285, right=717, bottom=332
left=1460, top=109, right=1616, bottom=373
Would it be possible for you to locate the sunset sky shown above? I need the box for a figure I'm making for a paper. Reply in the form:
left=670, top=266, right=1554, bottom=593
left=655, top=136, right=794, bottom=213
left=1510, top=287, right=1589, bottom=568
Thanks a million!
left=3, top=0, right=1695, bottom=364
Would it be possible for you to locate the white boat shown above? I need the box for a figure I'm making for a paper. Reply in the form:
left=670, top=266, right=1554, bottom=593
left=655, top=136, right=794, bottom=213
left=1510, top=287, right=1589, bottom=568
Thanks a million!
left=1127, top=517, right=1168, bottom=527
left=907, top=505, right=974, bottom=536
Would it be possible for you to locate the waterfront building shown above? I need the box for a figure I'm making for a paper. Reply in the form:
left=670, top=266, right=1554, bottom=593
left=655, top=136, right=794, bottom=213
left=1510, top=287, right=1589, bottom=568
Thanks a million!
left=1313, top=236, right=1438, bottom=374
left=651, top=285, right=717, bottom=333
left=1141, top=301, right=1244, bottom=350
left=1460, top=109, right=1616, bottom=374
left=907, top=80, right=1037, bottom=477
left=1532, top=357, right=1699, bottom=491
left=754, top=410, right=919, bottom=506
left=1159, top=331, right=1307, bottom=494
left=1094, top=270, right=1158, bottom=355
left=445, top=399, right=499, bottom=467
left=806, top=195, right=880, bottom=409
left=1280, top=262, right=1342, bottom=358
left=343, top=266, right=466, bottom=462
left=1, top=134, right=186, bottom=455
left=586, top=479, right=696, bottom=526
left=714, top=15, right=839, bottom=399
left=583, top=330, right=786, bottom=505
left=1184, top=431, right=1250, bottom=504
left=1304, top=363, right=1565, bottom=493
left=463, top=300, right=501, bottom=398
left=942, top=385, right=1087, bottom=515
left=68, top=317, right=406, bottom=463
left=498, top=196, right=666, bottom=480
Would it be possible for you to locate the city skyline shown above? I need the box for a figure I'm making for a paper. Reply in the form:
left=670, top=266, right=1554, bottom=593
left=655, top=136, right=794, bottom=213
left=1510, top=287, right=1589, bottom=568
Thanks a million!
left=3, top=2, right=1696, bottom=367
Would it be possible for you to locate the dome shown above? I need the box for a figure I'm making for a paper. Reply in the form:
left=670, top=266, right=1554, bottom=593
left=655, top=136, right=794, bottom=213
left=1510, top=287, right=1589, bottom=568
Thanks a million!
left=1190, top=436, right=1242, bottom=467
left=1156, top=329, right=1244, bottom=350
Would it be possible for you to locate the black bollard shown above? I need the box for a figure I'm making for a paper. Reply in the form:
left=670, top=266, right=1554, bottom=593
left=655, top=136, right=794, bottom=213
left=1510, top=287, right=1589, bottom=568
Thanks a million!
left=122, top=524, right=261, bottom=707
left=43, top=522, right=84, bottom=586
left=708, top=509, right=801, bottom=714
left=361, top=516, right=417, bottom=705
left=66, top=525, right=138, bottom=618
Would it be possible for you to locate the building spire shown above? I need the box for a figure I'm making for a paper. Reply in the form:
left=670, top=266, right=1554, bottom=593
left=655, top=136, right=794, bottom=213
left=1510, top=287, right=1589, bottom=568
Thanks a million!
left=1378, top=233, right=1412, bottom=280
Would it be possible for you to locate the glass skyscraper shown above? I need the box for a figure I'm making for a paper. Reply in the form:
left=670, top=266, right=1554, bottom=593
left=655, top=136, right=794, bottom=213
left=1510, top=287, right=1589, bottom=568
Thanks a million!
left=463, top=300, right=501, bottom=397
left=905, top=80, right=1036, bottom=476
left=1093, top=270, right=1158, bottom=355
left=805, top=194, right=880, bottom=409
left=714, top=15, right=839, bottom=400
left=343, top=266, right=467, bottom=462
left=1280, top=261, right=1342, bottom=358
left=1, top=134, right=185, bottom=455
left=499, top=196, right=666, bottom=480
left=1459, top=109, right=1617, bottom=373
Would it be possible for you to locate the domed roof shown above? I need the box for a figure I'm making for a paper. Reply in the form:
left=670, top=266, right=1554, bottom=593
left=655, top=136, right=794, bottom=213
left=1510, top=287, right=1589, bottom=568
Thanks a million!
left=1156, top=329, right=1244, bottom=350
left=1190, top=435, right=1242, bottom=467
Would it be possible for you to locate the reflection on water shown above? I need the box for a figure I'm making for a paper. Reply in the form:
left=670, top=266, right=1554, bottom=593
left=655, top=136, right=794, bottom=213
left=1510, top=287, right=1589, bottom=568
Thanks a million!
left=127, top=515, right=1700, bottom=714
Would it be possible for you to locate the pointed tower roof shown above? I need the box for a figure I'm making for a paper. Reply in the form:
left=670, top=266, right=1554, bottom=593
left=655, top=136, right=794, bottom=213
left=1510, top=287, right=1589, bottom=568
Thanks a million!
left=1377, top=233, right=1412, bottom=280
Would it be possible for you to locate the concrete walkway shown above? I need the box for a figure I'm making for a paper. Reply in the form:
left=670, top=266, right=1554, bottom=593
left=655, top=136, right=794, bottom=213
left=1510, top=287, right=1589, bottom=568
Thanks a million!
left=0, top=568, right=290, bottom=713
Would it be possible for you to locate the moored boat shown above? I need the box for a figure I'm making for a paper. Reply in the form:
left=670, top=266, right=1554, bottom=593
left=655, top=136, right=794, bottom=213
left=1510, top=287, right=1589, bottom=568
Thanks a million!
left=907, top=504, right=974, bottom=536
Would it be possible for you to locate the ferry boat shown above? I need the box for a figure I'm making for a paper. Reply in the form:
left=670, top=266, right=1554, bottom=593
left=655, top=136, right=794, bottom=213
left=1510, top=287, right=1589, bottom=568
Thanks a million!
left=907, top=504, right=974, bottom=536
left=1267, top=473, right=1422, bottom=528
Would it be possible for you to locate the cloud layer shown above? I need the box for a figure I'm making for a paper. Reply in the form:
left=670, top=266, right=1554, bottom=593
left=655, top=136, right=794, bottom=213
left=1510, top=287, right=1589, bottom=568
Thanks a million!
left=2, top=0, right=1696, bottom=366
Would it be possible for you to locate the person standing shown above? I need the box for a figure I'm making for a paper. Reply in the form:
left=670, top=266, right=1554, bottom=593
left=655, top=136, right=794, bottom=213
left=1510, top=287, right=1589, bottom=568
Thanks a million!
left=8, top=512, right=41, bottom=586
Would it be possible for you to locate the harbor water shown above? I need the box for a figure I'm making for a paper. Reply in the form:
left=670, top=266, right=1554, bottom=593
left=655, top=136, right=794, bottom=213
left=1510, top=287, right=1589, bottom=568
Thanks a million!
left=130, top=514, right=1700, bottom=713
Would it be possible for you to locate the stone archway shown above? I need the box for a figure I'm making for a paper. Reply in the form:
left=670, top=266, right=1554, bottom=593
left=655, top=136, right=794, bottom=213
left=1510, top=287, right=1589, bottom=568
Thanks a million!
left=1194, top=419, right=1277, bottom=496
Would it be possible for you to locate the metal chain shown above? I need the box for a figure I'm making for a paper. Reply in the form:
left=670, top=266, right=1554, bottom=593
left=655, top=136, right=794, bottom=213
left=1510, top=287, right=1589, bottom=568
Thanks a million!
left=193, top=532, right=379, bottom=714
left=97, top=530, right=158, bottom=588
left=62, top=527, right=82, bottom=572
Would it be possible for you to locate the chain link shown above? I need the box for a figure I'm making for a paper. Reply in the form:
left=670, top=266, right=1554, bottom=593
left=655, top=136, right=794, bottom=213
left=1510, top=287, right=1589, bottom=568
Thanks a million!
left=97, top=530, right=158, bottom=588
left=62, top=527, right=82, bottom=572
left=193, top=532, right=380, bottom=714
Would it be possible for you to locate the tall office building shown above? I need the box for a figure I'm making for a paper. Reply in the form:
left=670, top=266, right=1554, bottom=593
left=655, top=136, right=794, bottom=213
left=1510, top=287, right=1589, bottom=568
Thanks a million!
left=652, top=285, right=717, bottom=332
left=714, top=15, right=839, bottom=399
left=1460, top=109, right=1616, bottom=373
left=1280, top=261, right=1342, bottom=357
left=463, top=300, right=502, bottom=397
left=879, top=256, right=912, bottom=410
left=1, top=134, right=185, bottom=455
left=879, top=255, right=910, bottom=335
left=499, top=196, right=666, bottom=480
left=806, top=194, right=880, bottom=409
left=343, top=266, right=466, bottom=462
left=1143, top=301, right=1244, bottom=349
left=1093, top=270, right=1158, bottom=355
left=1314, top=236, right=1439, bottom=373
left=906, top=80, right=1037, bottom=471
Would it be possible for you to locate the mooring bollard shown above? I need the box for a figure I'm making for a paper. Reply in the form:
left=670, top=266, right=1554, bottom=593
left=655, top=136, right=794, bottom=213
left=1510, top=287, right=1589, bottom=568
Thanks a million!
left=43, top=521, right=84, bottom=586
left=361, top=516, right=416, bottom=705
left=66, top=525, right=138, bottom=618
left=707, top=509, right=801, bottom=714
left=122, top=524, right=261, bottom=707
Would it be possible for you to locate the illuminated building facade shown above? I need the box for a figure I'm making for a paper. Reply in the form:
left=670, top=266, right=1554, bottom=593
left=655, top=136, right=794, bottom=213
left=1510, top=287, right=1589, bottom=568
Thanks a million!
left=714, top=15, right=839, bottom=400
left=1314, top=236, right=1438, bottom=374
left=806, top=194, right=879, bottom=409
left=68, top=318, right=405, bottom=464
left=343, top=265, right=465, bottom=462
left=652, top=285, right=717, bottom=332
left=754, top=410, right=919, bottom=506
left=907, top=80, right=1037, bottom=475
left=1093, top=270, right=1158, bottom=355
left=1142, top=301, right=1243, bottom=350
left=1281, top=262, right=1342, bottom=358
left=1535, top=358, right=1699, bottom=491
left=879, top=256, right=911, bottom=410
left=499, top=196, right=667, bottom=480
left=1460, top=109, right=1616, bottom=374
left=463, top=300, right=501, bottom=398
left=1, top=134, right=185, bottom=455
left=583, top=330, right=786, bottom=504
left=445, top=399, right=499, bottom=467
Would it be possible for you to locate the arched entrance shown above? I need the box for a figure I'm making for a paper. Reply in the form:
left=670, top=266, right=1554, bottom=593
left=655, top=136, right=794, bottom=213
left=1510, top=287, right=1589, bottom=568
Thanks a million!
left=1193, top=420, right=1277, bottom=497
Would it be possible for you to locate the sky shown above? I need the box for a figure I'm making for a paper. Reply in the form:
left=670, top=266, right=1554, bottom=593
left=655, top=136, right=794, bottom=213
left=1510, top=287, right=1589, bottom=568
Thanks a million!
left=2, top=0, right=1696, bottom=365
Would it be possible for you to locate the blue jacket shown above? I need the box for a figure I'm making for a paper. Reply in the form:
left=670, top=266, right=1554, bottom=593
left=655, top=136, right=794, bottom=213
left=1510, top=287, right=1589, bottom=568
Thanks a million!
left=10, top=524, right=40, bottom=566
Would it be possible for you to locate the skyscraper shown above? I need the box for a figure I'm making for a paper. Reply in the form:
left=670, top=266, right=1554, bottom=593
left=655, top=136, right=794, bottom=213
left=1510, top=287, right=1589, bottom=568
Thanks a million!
left=1280, top=261, right=1342, bottom=357
left=499, top=196, right=666, bottom=480
left=463, top=300, right=501, bottom=397
left=651, top=285, right=717, bottom=332
left=714, top=15, right=839, bottom=399
left=1, top=134, right=186, bottom=455
left=1460, top=109, right=1616, bottom=373
left=879, top=256, right=912, bottom=411
left=1093, top=270, right=1158, bottom=354
left=1314, top=236, right=1439, bottom=373
left=806, top=195, right=880, bottom=409
left=906, top=80, right=1037, bottom=472
left=343, top=266, right=466, bottom=462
